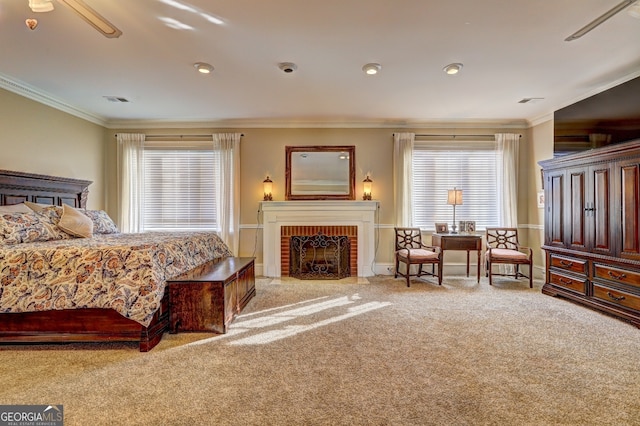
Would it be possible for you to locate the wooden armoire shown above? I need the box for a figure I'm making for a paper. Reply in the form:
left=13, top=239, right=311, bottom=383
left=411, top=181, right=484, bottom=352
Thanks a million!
left=539, top=140, right=640, bottom=328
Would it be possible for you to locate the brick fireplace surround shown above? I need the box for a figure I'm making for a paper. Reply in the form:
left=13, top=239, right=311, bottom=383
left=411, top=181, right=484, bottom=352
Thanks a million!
left=281, top=225, right=357, bottom=277
left=261, top=201, right=378, bottom=277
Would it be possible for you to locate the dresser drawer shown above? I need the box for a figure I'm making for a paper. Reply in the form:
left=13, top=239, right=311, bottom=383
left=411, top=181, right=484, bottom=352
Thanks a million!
left=549, top=271, right=586, bottom=294
left=550, top=255, right=587, bottom=275
left=594, top=264, right=640, bottom=289
left=593, top=284, right=640, bottom=312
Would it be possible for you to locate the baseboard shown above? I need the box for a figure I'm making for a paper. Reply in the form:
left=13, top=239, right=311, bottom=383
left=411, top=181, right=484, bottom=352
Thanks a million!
left=374, top=262, right=545, bottom=279
left=258, top=262, right=545, bottom=279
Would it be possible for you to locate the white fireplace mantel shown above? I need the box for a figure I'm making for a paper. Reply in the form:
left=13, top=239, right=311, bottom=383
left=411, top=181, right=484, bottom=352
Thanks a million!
left=261, top=200, right=379, bottom=277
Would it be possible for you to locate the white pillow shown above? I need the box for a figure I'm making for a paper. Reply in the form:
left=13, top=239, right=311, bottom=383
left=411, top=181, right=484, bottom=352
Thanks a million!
left=58, top=204, right=94, bottom=238
left=0, top=203, right=32, bottom=213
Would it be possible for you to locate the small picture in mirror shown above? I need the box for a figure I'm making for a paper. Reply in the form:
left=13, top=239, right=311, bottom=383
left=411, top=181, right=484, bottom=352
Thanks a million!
left=435, top=223, right=449, bottom=233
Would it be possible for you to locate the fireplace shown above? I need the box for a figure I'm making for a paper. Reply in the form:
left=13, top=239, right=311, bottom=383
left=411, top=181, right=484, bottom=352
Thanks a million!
left=261, top=201, right=378, bottom=277
left=282, top=226, right=357, bottom=278
left=290, top=233, right=350, bottom=279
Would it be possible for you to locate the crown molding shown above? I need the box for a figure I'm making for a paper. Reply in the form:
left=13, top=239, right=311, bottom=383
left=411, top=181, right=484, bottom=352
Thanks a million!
left=0, top=73, right=107, bottom=127
left=105, top=117, right=530, bottom=130
left=528, top=113, right=553, bottom=127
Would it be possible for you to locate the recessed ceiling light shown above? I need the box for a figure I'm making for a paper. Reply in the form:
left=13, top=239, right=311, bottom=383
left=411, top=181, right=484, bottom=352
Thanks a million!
left=194, top=62, right=213, bottom=74
left=278, top=62, right=297, bottom=73
left=443, top=63, right=463, bottom=75
left=362, top=63, right=381, bottom=75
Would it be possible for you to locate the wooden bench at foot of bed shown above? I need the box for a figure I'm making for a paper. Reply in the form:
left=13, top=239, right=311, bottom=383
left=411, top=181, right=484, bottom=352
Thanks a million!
left=0, top=291, right=169, bottom=352
left=168, top=257, right=256, bottom=334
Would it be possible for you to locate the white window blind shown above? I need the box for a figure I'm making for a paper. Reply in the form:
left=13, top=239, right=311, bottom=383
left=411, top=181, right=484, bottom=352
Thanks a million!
left=143, top=141, right=218, bottom=231
left=412, top=140, right=501, bottom=230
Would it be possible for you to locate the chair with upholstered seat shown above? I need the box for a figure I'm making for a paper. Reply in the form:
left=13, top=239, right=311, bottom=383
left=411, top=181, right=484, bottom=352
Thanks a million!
left=485, top=227, right=533, bottom=288
left=394, top=227, right=443, bottom=287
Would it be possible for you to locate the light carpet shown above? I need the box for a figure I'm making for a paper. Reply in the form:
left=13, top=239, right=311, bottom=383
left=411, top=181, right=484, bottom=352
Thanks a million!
left=1, top=275, right=639, bottom=426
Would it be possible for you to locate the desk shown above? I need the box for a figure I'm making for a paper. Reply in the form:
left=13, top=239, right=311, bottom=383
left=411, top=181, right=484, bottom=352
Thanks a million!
left=432, top=234, right=482, bottom=282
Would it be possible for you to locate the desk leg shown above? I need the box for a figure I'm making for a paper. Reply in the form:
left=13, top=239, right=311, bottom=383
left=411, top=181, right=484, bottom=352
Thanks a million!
left=466, top=250, right=470, bottom=277
left=476, top=249, right=481, bottom=283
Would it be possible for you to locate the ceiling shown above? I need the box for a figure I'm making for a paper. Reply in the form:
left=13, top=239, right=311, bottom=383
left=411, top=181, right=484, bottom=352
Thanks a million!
left=1, top=0, right=639, bottom=128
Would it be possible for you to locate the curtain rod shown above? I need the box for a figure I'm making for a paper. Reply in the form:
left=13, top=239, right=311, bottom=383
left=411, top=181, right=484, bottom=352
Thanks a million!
left=114, top=133, right=244, bottom=138
left=395, top=133, right=521, bottom=138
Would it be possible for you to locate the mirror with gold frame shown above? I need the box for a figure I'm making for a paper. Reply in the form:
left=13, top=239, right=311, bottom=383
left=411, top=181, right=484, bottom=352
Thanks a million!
left=285, top=145, right=356, bottom=200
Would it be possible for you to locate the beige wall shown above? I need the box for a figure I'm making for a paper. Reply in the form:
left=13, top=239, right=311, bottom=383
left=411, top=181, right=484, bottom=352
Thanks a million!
left=0, top=87, right=550, bottom=274
left=522, top=119, right=554, bottom=271
left=0, top=88, right=107, bottom=210
left=107, top=127, right=543, bottom=274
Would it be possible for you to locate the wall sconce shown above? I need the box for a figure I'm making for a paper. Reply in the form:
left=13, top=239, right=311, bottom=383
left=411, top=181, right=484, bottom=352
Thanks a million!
left=362, top=175, right=373, bottom=200
left=263, top=176, right=273, bottom=201
left=447, top=187, right=463, bottom=233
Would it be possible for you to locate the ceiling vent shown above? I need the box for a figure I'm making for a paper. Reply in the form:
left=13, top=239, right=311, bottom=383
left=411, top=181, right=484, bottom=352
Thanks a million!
left=518, top=97, right=545, bottom=104
left=103, top=96, right=130, bottom=103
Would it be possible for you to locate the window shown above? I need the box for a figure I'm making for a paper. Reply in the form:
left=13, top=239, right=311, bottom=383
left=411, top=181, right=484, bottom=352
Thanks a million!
left=412, top=140, right=500, bottom=230
left=143, top=141, right=218, bottom=231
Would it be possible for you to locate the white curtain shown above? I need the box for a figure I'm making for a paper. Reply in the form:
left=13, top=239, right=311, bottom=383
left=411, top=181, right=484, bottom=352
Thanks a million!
left=495, top=133, right=520, bottom=228
left=496, top=133, right=520, bottom=275
left=393, top=132, right=415, bottom=227
left=117, top=133, right=146, bottom=233
left=213, top=133, right=241, bottom=256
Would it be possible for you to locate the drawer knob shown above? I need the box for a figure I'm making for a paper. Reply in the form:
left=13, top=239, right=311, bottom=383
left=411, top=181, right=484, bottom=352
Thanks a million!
left=560, top=260, right=574, bottom=268
left=607, top=292, right=626, bottom=302
left=607, top=271, right=627, bottom=280
left=559, top=278, right=573, bottom=285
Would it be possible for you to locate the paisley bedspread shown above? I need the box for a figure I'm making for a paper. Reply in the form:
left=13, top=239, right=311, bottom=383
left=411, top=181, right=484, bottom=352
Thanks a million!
left=0, top=231, right=231, bottom=326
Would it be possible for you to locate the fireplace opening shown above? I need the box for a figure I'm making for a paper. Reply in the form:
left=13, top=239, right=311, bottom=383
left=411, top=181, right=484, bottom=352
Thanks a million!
left=290, top=232, right=350, bottom=279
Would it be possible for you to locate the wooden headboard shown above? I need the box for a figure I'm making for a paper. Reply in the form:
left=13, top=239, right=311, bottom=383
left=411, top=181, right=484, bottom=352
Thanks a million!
left=0, top=169, right=92, bottom=208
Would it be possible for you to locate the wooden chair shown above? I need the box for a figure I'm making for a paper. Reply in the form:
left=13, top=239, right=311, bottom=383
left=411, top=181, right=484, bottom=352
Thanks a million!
left=394, top=227, right=443, bottom=287
left=485, top=227, right=533, bottom=288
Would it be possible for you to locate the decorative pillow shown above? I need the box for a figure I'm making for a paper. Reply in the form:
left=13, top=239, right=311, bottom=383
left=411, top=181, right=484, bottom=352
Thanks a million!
left=0, top=211, right=67, bottom=244
left=58, top=204, right=93, bottom=238
left=36, top=205, right=63, bottom=225
left=34, top=207, right=72, bottom=240
left=83, top=210, right=120, bottom=234
left=0, top=203, right=32, bottom=214
left=24, top=201, right=53, bottom=212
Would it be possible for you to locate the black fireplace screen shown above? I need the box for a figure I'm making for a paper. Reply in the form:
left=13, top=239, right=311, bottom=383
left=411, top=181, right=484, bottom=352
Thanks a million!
left=290, top=233, right=350, bottom=279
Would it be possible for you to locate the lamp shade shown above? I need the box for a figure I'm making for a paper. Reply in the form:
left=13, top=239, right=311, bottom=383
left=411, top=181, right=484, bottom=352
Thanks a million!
left=447, top=188, right=463, bottom=205
left=263, top=176, right=273, bottom=201
left=362, top=175, right=372, bottom=200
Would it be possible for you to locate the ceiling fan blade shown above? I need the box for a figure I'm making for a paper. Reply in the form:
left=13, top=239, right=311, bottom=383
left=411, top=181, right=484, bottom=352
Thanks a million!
left=565, top=0, right=637, bottom=41
left=56, top=0, right=122, bottom=38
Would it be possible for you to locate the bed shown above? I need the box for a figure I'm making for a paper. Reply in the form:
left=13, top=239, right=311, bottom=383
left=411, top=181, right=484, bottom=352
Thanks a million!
left=0, top=169, right=232, bottom=351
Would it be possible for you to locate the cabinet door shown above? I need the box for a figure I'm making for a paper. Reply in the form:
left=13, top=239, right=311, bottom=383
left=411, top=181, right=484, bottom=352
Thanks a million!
left=565, top=165, right=613, bottom=255
left=567, top=167, right=587, bottom=251
left=619, top=161, right=640, bottom=260
left=544, top=169, right=566, bottom=248
left=591, top=165, right=612, bottom=255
